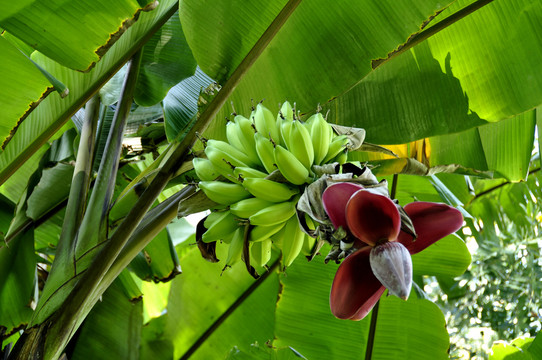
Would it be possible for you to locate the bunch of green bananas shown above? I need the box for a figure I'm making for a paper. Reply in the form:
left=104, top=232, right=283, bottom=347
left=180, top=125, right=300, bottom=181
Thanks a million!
left=193, top=101, right=349, bottom=271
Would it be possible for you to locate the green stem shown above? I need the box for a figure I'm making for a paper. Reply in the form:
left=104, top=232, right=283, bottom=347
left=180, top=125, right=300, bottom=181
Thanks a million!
left=98, top=186, right=197, bottom=296
left=365, top=174, right=399, bottom=359
left=42, top=52, right=142, bottom=360
left=73, top=52, right=141, bottom=260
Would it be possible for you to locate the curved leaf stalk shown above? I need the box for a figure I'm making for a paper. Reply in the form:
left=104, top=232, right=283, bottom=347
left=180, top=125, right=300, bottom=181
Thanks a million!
left=365, top=174, right=398, bottom=360
left=42, top=52, right=143, bottom=360
left=98, top=185, right=197, bottom=295
left=49, top=188, right=194, bottom=354
left=9, top=52, right=143, bottom=360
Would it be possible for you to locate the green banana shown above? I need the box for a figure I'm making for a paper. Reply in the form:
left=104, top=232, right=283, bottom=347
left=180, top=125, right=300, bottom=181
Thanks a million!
left=249, top=199, right=297, bottom=226
left=204, top=211, right=222, bottom=228
left=333, top=150, right=348, bottom=165
left=230, top=197, right=274, bottom=218
left=270, top=223, right=286, bottom=247
left=199, top=181, right=251, bottom=205
left=193, top=157, right=220, bottom=181
left=205, top=139, right=255, bottom=168
left=253, top=103, right=281, bottom=143
left=226, top=115, right=260, bottom=165
left=306, top=113, right=331, bottom=165
left=273, top=144, right=310, bottom=185
left=288, top=120, right=314, bottom=170
left=254, top=132, right=277, bottom=173
left=202, top=210, right=238, bottom=243
left=279, top=117, right=293, bottom=150
left=225, top=227, right=245, bottom=267
left=281, top=215, right=306, bottom=269
left=233, top=166, right=268, bottom=180
left=249, top=222, right=287, bottom=242
left=322, top=135, right=349, bottom=164
left=250, top=239, right=272, bottom=268
left=279, top=101, right=294, bottom=122
left=276, top=101, right=293, bottom=148
left=242, top=178, right=299, bottom=202
left=205, top=144, right=248, bottom=182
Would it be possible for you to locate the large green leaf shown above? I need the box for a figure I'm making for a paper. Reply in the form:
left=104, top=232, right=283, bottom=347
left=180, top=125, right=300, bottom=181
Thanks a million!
left=326, top=41, right=486, bottom=144
left=165, top=244, right=265, bottom=358
left=428, top=111, right=536, bottom=181
left=0, top=0, right=156, bottom=71
left=0, top=0, right=179, bottom=185
left=273, top=248, right=451, bottom=359
left=180, top=0, right=454, bottom=140
left=190, top=270, right=279, bottom=359
left=273, top=256, right=369, bottom=359
left=69, top=278, right=143, bottom=360
left=0, top=37, right=55, bottom=144
left=181, top=0, right=542, bottom=151
left=424, top=0, right=542, bottom=122
left=0, top=230, right=35, bottom=338
left=372, top=295, right=449, bottom=360
left=412, top=235, right=471, bottom=278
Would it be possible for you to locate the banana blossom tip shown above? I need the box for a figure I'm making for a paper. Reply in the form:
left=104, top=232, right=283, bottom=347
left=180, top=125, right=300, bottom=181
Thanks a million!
left=322, top=183, right=463, bottom=320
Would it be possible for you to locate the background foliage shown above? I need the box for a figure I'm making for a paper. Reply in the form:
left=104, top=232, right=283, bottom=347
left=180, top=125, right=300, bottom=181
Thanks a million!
left=1, top=0, right=542, bottom=359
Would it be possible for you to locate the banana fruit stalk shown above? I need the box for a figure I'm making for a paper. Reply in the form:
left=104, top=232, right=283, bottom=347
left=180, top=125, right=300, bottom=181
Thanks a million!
left=192, top=100, right=359, bottom=274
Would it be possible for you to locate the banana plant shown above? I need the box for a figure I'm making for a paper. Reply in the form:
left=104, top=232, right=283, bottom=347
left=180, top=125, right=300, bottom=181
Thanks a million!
left=1, top=0, right=542, bottom=359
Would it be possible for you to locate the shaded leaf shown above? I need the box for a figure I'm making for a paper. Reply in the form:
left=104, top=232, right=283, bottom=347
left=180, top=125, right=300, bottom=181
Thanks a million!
left=70, top=278, right=143, bottom=360
left=0, top=230, right=35, bottom=338
left=163, top=67, right=214, bottom=141
left=134, top=11, right=197, bottom=106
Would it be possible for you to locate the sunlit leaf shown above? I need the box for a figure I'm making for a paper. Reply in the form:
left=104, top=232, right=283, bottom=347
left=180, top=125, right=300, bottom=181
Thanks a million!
left=0, top=37, right=55, bottom=143
left=411, top=235, right=471, bottom=278
left=0, top=0, right=157, bottom=71
left=0, top=0, right=179, bottom=185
